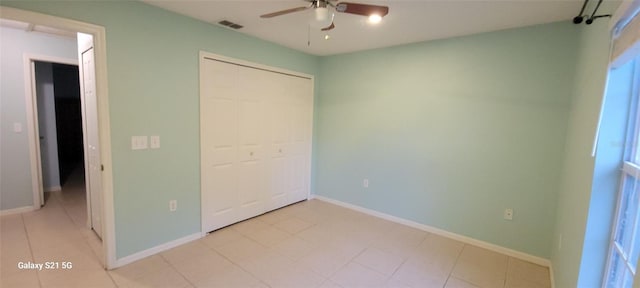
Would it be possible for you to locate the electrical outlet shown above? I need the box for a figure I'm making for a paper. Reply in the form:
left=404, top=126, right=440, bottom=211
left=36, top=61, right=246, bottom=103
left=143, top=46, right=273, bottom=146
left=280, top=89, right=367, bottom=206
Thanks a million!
left=504, top=208, right=513, bottom=220
left=169, top=200, right=177, bottom=212
left=363, top=179, right=369, bottom=188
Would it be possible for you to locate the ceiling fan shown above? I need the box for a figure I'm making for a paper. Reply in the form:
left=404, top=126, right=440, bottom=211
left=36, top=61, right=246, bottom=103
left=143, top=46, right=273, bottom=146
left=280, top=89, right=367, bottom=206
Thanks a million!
left=260, top=0, right=389, bottom=31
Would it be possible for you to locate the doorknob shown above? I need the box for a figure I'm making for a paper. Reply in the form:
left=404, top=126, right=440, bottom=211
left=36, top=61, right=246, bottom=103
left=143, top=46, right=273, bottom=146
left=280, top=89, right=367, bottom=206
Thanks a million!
left=39, top=136, right=44, bottom=140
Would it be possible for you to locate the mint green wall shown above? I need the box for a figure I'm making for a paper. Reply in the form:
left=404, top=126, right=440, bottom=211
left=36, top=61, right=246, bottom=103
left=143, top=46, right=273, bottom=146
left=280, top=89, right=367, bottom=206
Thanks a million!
left=315, top=22, right=580, bottom=258
left=550, top=21, right=612, bottom=287
left=0, top=26, right=77, bottom=210
left=1, top=1, right=319, bottom=258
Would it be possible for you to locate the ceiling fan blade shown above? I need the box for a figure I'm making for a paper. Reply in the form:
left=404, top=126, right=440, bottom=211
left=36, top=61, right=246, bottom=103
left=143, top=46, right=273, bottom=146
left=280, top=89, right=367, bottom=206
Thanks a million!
left=260, top=6, right=310, bottom=18
left=335, top=2, right=389, bottom=17
left=321, top=22, right=335, bottom=31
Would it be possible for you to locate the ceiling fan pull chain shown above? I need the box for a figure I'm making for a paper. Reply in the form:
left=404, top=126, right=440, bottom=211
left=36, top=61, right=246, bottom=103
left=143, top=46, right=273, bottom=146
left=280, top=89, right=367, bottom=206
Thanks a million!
left=307, top=24, right=311, bottom=46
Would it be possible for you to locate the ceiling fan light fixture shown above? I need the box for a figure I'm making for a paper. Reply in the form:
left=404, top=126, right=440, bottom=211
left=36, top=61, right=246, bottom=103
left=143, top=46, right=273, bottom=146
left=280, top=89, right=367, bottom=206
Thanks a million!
left=368, top=14, right=382, bottom=23
left=315, top=7, right=329, bottom=21
left=310, top=9, right=334, bottom=29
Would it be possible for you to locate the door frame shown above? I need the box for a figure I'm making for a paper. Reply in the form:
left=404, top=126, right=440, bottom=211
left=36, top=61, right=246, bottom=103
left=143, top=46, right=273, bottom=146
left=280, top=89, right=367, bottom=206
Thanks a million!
left=23, top=55, right=78, bottom=209
left=4, top=6, right=116, bottom=269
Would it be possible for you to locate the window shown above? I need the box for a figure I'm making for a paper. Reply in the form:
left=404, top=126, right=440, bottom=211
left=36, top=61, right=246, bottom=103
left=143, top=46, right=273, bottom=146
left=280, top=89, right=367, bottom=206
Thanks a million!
left=605, top=60, right=640, bottom=288
left=606, top=171, right=640, bottom=288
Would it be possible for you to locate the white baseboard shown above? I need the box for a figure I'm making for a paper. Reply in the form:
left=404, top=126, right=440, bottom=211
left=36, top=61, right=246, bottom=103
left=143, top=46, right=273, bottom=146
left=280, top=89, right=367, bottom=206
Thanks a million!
left=113, top=232, right=202, bottom=269
left=311, top=195, right=551, bottom=267
left=0, top=206, right=35, bottom=216
left=44, top=186, right=61, bottom=192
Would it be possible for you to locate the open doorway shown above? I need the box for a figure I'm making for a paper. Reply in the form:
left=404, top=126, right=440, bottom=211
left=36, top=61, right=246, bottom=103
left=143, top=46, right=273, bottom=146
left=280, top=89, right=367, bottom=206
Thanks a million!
left=33, top=60, right=90, bottom=227
left=0, top=15, right=106, bottom=267
left=1, top=6, right=114, bottom=269
left=35, top=62, right=84, bottom=192
left=24, top=33, right=103, bottom=241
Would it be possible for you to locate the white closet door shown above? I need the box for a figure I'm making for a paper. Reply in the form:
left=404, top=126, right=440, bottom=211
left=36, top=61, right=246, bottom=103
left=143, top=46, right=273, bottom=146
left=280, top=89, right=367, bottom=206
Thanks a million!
left=236, top=67, right=266, bottom=220
left=201, top=60, right=239, bottom=232
left=267, top=72, right=292, bottom=210
left=201, top=54, right=312, bottom=233
left=288, top=77, right=312, bottom=203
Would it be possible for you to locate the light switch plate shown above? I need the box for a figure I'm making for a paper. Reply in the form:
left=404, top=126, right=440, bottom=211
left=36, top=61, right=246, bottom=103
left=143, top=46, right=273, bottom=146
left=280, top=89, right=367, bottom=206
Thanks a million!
left=131, top=136, right=148, bottom=150
left=150, top=136, right=160, bottom=149
left=169, top=200, right=177, bottom=212
left=13, top=122, right=22, bottom=133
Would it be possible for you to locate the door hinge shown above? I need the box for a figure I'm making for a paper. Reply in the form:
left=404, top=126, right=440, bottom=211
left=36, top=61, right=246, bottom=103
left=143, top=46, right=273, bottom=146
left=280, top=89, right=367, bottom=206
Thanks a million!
left=101, top=165, right=104, bottom=171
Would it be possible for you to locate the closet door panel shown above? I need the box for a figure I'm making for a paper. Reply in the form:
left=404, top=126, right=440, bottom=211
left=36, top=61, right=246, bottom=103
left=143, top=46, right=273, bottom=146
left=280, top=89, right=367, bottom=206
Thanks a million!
left=268, top=156, right=289, bottom=210
left=289, top=155, right=307, bottom=203
left=237, top=66, right=267, bottom=219
left=269, top=89, right=293, bottom=209
left=238, top=101, right=261, bottom=145
left=201, top=60, right=239, bottom=232
left=202, top=60, right=236, bottom=98
left=237, top=160, right=264, bottom=219
left=271, top=105, right=289, bottom=145
left=207, top=99, right=236, bottom=157
left=202, top=164, right=237, bottom=231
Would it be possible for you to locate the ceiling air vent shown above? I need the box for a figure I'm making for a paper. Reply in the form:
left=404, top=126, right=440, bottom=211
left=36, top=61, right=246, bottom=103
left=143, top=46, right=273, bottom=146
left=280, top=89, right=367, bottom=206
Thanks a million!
left=218, top=20, right=243, bottom=30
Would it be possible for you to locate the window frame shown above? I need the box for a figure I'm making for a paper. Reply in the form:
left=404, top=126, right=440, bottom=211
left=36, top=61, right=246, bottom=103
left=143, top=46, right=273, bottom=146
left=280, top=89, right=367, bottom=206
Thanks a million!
left=604, top=60, right=640, bottom=288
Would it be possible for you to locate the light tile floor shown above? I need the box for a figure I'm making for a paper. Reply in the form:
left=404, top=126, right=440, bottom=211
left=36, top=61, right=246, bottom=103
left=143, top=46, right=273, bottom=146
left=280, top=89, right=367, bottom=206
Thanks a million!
left=1, top=183, right=551, bottom=288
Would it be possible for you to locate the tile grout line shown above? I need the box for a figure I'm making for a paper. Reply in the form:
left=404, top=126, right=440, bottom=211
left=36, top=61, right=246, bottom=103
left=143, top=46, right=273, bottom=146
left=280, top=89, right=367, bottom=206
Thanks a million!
left=442, top=243, right=467, bottom=288
left=53, top=184, right=119, bottom=287
left=448, top=276, right=480, bottom=288
left=20, top=212, right=44, bottom=288
left=503, top=256, right=512, bottom=288
left=110, top=255, right=176, bottom=287
left=385, top=230, right=431, bottom=286
left=158, top=253, right=198, bottom=288
left=200, top=229, right=279, bottom=288
left=352, top=250, right=400, bottom=281
left=217, top=208, right=331, bottom=286
left=317, top=236, right=371, bottom=282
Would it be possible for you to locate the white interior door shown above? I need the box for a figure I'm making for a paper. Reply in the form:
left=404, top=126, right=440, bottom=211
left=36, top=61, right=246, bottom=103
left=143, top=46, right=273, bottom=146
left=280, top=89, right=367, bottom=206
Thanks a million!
left=78, top=33, right=103, bottom=239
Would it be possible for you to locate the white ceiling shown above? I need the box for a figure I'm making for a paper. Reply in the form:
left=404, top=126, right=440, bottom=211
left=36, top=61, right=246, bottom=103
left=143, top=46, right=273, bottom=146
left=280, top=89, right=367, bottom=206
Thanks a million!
left=145, top=0, right=602, bottom=56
